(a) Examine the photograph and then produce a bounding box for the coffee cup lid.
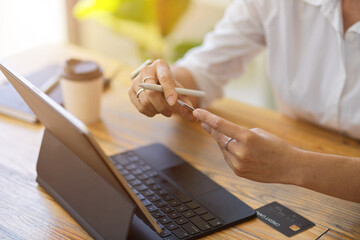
[61,58,103,81]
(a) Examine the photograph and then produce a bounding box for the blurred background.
[0,0,276,109]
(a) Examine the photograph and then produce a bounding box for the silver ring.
[142,76,156,83]
[136,88,145,99]
[224,137,234,151]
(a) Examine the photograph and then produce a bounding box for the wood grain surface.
[0,45,359,239]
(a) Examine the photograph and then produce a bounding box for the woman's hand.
[128,59,196,121]
[193,108,304,185]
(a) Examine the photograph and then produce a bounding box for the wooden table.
[1,45,360,240]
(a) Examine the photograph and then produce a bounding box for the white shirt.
[176,0,360,139]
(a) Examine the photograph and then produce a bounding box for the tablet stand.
[36,129,135,240]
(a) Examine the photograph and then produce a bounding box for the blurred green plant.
[74,0,201,62]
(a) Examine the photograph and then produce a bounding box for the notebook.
[0,64,62,122]
[0,64,110,123]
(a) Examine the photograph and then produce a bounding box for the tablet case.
[36,129,135,240]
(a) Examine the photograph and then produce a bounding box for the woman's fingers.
[202,122,238,151]
[194,109,251,142]
[154,59,178,106]
[129,66,158,116]
[196,110,302,184]
[129,59,197,120]
[128,84,157,117]
[202,123,244,175]
[137,64,172,117]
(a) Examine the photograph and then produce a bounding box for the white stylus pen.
[138,83,206,98]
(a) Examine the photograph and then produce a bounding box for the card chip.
[289,224,301,231]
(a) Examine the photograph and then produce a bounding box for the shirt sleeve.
[175,0,266,108]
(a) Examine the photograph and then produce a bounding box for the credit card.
[256,202,315,237]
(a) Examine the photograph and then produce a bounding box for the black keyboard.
[111,151,224,240]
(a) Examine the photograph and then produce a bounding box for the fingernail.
[193,109,200,118]
[201,122,211,132]
[167,95,176,106]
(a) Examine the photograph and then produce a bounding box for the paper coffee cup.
[60,58,103,124]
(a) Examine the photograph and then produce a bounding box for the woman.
[129,0,360,202]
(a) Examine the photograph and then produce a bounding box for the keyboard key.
[111,155,124,163]
[149,184,161,191]
[159,229,172,238]
[135,184,148,191]
[132,188,139,194]
[141,199,151,206]
[148,194,160,202]
[138,173,148,180]
[154,200,167,208]
[125,163,137,170]
[201,212,215,221]
[182,223,200,235]
[147,170,158,177]
[161,205,173,213]
[189,216,212,231]
[162,194,173,201]
[129,179,141,186]
[157,189,167,196]
[173,227,190,239]
[140,165,152,171]
[182,210,195,218]
[144,178,155,185]
[157,222,165,230]
[146,204,158,212]
[208,218,223,227]
[137,194,145,200]
[174,216,188,225]
[142,189,154,197]
[194,207,208,215]
[168,199,181,207]
[131,169,143,175]
[116,164,123,170]
[151,210,165,219]
[159,216,172,224]
[125,174,135,181]
[166,222,179,230]
[169,211,181,219]
[128,154,139,162]
[117,158,129,166]
[186,201,200,210]
[119,169,129,175]
[175,205,188,212]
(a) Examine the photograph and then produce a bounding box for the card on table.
[256,201,315,237]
